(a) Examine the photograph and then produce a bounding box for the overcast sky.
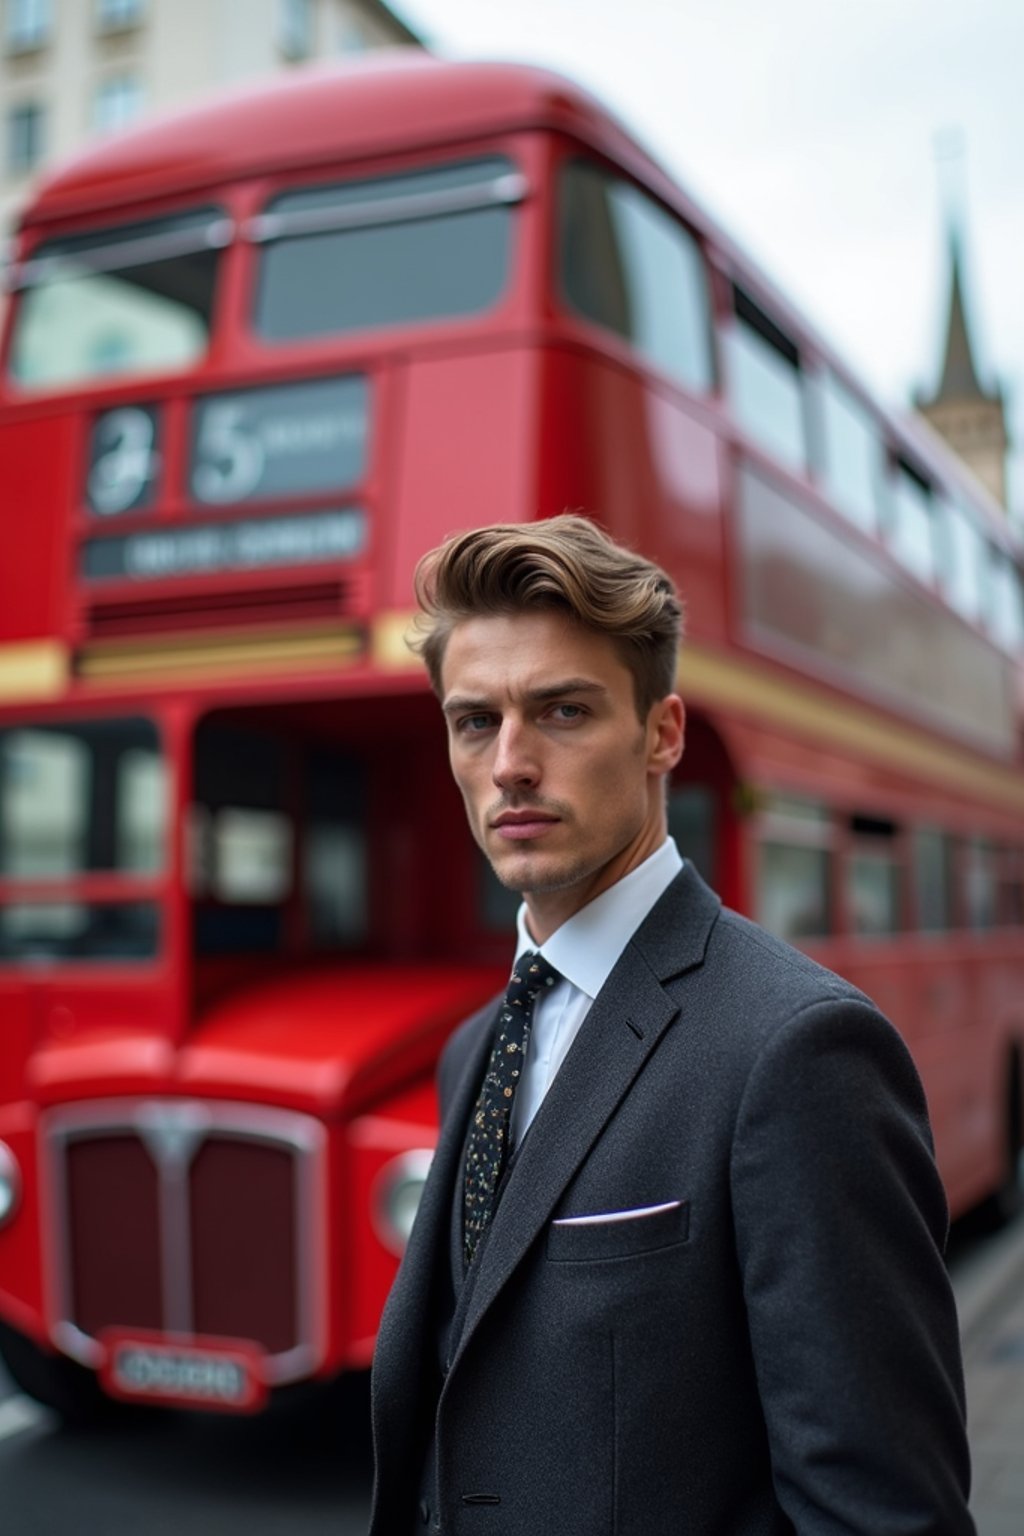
[396,0,1024,523]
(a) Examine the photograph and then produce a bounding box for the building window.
[337,19,369,53]
[93,75,144,134]
[7,101,44,175]
[279,0,313,60]
[559,160,714,396]
[725,289,807,474]
[96,0,145,32]
[5,0,51,53]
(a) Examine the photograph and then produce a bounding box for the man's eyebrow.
[442,679,608,716]
[527,678,608,703]
[442,694,492,717]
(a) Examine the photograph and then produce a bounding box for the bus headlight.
[0,1142,21,1228]
[373,1149,434,1256]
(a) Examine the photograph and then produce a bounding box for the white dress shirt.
[509,838,683,1143]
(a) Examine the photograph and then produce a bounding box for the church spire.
[916,185,1009,509]
[929,228,986,403]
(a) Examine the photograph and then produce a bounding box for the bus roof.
[23,52,663,228]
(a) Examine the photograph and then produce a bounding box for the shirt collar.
[514,838,683,1001]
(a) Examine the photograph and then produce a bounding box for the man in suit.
[370,515,973,1535]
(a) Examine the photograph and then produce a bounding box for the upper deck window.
[558,160,713,395]
[888,460,936,586]
[251,155,523,343]
[7,206,228,391]
[725,289,806,473]
[818,372,884,534]
[936,497,988,622]
[989,548,1024,652]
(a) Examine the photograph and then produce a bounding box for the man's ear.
[648,695,685,776]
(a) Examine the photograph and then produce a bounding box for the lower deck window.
[848,851,901,937]
[913,827,953,932]
[964,839,998,931]
[0,900,158,961]
[757,842,832,942]
[191,720,367,956]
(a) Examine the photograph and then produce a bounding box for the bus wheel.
[0,1320,121,1425]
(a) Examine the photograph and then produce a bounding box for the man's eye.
[551,703,584,721]
[459,714,494,733]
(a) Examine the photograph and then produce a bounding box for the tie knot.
[506,950,560,1009]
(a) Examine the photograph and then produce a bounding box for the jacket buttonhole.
[461,1493,501,1505]
[625,1017,644,1039]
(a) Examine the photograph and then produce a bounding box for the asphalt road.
[1,1205,1021,1536]
[0,1367,374,1536]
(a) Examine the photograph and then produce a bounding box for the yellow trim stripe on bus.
[0,640,68,702]
[6,616,1021,814]
[77,625,364,684]
[677,643,1024,815]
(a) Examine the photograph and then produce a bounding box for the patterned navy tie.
[463,950,560,1268]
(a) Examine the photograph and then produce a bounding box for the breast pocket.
[546,1198,690,1263]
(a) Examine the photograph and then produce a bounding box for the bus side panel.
[0,415,76,645]
[0,984,33,1101]
[533,345,726,641]
[386,348,540,610]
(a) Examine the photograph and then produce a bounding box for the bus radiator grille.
[46,1101,323,1384]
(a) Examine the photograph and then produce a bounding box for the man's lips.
[491,812,560,841]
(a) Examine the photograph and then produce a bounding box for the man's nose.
[492,718,540,790]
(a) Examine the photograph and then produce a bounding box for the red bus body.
[0,54,1021,1416]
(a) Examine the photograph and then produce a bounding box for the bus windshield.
[7,207,229,391]
[0,716,166,961]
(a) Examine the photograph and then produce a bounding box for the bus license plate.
[100,1331,268,1412]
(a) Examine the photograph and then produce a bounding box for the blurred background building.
[917,224,1011,512]
[0,0,422,248]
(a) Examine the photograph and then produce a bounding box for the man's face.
[440,609,684,936]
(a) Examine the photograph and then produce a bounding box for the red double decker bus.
[0,54,1022,1419]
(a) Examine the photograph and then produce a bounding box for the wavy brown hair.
[409,515,684,720]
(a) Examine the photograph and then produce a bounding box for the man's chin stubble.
[489,852,598,896]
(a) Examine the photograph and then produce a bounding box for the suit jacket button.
[419,1498,431,1523]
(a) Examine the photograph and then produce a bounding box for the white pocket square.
[553,1199,683,1227]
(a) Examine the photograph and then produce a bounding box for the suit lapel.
[448,864,721,1376]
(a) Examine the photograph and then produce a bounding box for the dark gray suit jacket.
[370,866,973,1535]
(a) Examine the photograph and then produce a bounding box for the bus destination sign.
[87,405,162,517]
[189,375,368,505]
[81,508,366,582]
